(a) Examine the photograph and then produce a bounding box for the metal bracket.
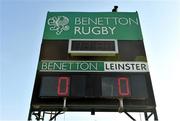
[118,98,124,112]
[124,112,136,121]
[63,97,67,111]
[144,109,158,121]
[32,111,45,121]
[49,111,64,121]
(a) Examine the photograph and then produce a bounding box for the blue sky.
[1,0,180,121]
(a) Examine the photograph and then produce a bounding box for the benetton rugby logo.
[48,16,70,35]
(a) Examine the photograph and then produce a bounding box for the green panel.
[43,12,143,40]
[39,60,104,72]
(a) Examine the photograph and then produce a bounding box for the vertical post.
[91,110,95,115]
[118,98,123,112]
[42,111,45,121]
[144,112,148,121]
[28,107,32,121]
[124,112,136,121]
[63,97,67,110]
[37,111,41,121]
[154,109,158,121]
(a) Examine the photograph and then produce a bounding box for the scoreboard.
[39,74,149,98]
[28,12,158,120]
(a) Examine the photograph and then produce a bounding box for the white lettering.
[80,63,89,70]
[81,27,90,35]
[54,63,61,70]
[82,17,88,25]
[74,26,116,35]
[41,62,48,70]
[102,27,108,35]
[108,27,116,34]
[75,17,81,25]
[89,63,98,70]
[74,26,81,34]
[118,17,128,25]
[98,17,103,25]
[74,17,139,26]
[61,63,67,70]
[129,18,139,25]
[92,27,101,35]
[48,62,54,70]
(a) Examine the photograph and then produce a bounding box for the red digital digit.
[57,77,70,96]
[118,77,130,96]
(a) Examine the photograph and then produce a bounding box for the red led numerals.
[57,77,70,96]
[118,77,130,96]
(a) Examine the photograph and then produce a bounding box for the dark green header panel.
[43,12,143,40]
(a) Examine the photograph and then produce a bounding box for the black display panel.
[101,77,118,97]
[57,77,69,96]
[39,74,148,99]
[70,75,86,97]
[130,75,148,98]
[85,76,101,97]
[39,77,58,97]
[41,40,146,60]
[71,41,116,51]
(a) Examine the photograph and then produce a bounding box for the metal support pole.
[50,111,53,119]
[124,112,136,121]
[144,112,148,121]
[42,111,45,121]
[144,109,158,121]
[147,112,153,119]
[63,97,67,110]
[91,110,95,115]
[28,108,32,121]
[118,98,123,112]
[154,109,158,121]
[33,111,41,121]
[49,111,61,121]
